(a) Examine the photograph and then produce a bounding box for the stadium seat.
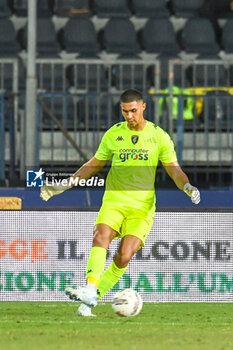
[230,66,233,86]
[10,0,27,16]
[0,57,25,92]
[77,97,116,130]
[0,19,20,55]
[181,18,220,54]
[171,0,205,18]
[141,19,180,55]
[131,0,169,18]
[38,96,75,129]
[221,19,233,53]
[66,61,107,92]
[0,0,12,17]
[37,0,53,17]
[92,0,131,18]
[9,0,28,17]
[18,58,26,91]
[103,19,140,55]
[187,56,227,87]
[147,54,185,89]
[22,19,60,56]
[12,0,52,17]
[53,0,91,18]
[37,63,68,92]
[62,18,99,55]
[111,57,150,92]
[203,91,231,130]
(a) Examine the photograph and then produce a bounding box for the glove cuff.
[183,182,191,192]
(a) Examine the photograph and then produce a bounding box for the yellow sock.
[87,276,99,287]
[86,246,107,283]
[97,261,127,299]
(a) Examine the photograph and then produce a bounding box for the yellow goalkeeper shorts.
[95,204,154,247]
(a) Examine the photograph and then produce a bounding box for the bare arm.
[162,161,189,190]
[69,156,109,186]
[40,156,109,201]
[162,160,200,204]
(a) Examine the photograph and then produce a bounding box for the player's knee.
[93,230,111,249]
[92,224,116,249]
[115,251,134,268]
[121,253,132,266]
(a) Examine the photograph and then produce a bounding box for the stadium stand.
[9,0,28,16]
[66,62,108,92]
[38,95,75,129]
[34,0,53,17]
[92,0,131,18]
[202,90,231,129]
[181,18,220,54]
[0,0,12,17]
[221,18,233,53]
[103,18,140,55]
[0,56,25,91]
[199,0,233,22]
[140,19,180,55]
[21,18,61,56]
[53,0,91,17]
[37,63,67,92]
[187,55,228,88]
[171,0,205,18]
[77,97,116,130]
[148,54,185,89]
[11,0,52,17]
[0,18,20,56]
[111,58,150,92]
[130,0,170,18]
[61,18,100,55]
[230,65,233,85]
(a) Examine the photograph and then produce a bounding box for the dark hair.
[120,89,143,103]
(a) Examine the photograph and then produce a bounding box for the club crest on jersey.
[131,135,139,145]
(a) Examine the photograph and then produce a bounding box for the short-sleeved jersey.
[95,121,177,215]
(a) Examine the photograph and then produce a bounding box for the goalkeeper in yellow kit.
[40,89,200,316]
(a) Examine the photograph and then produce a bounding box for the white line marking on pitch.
[0,319,232,327]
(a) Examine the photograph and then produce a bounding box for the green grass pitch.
[0,302,233,350]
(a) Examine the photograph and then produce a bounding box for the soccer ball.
[112,288,143,317]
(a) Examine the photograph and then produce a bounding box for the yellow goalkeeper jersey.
[95,121,177,215]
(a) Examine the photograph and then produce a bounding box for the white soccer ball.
[112,288,143,317]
